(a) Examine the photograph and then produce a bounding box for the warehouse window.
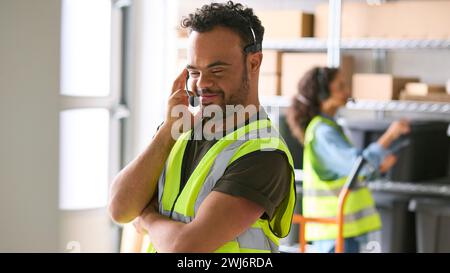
[59,0,127,210]
[61,0,111,97]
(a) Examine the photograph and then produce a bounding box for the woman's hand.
[379,154,397,174]
[378,119,411,149]
[386,119,411,140]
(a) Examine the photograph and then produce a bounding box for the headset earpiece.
[317,68,330,101]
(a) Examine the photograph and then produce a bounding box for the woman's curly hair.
[286,67,339,144]
[181,1,264,51]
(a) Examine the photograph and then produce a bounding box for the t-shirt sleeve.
[212,151,292,219]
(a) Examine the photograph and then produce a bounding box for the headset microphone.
[189,95,199,107]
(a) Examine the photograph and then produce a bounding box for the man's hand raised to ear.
[108,69,200,224]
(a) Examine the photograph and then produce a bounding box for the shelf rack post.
[327,0,342,68]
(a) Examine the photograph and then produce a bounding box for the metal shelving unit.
[367,180,450,197]
[260,36,450,119]
[261,96,450,122]
[341,99,450,122]
[259,38,450,121]
[262,38,450,51]
[176,0,450,119]
[257,0,450,117]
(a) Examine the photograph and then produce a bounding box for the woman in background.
[287,67,410,253]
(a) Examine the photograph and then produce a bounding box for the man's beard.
[193,67,251,140]
[199,67,250,119]
[225,67,250,110]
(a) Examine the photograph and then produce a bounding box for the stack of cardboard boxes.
[351,75,450,102]
[259,51,354,98]
[400,83,450,103]
[281,53,354,98]
[256,10,314,39]
[176,1,450,40]
[175,1,450,104]
[315,1,450,39]
[352,74,419,101]
[257,10,322,98]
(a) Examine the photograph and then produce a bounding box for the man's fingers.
[171,69,188,94]
[169,88,189,105]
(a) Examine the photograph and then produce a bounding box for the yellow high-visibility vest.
[302,115,381,241]
[148,115,296,253]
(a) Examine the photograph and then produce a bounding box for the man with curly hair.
[109,1,296,253]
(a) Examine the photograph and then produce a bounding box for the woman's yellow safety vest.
[147,116,296,253]
[302,115,381,241]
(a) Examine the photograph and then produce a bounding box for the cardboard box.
[352,74,419,101]
[386,1,450,39]
[400,92,450,103]
[315,1,450,39]
[315,2,372,38]
[404,83,446,96]
[369,4,396,38]
[281,53,354,97]
[259,50,282,96]
[256,10,313,39]
[260,50,282,75]
[447,79,450,95]
[259,74,281,97]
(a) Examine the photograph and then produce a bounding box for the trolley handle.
[342,156,366,191]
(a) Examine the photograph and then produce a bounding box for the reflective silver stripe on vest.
[302,183,366,197]
[345,206,378,223]
[158,165,166,213]
[307,206,378,223]
[237,228,278,253]
[160,209,192,223]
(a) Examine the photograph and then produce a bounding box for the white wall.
[389,50,450,85]
[0,0,60,252]
[348,50,450,85]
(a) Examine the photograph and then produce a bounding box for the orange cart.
[292,156,367,253]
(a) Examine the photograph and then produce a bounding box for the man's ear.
[248,51,263,73]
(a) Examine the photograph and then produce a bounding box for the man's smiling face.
[186,26,250,111]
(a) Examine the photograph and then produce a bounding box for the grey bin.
[409,198,450,253]
[343,119,449,182]
[278,112,303,170]
[371,191,416,253]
